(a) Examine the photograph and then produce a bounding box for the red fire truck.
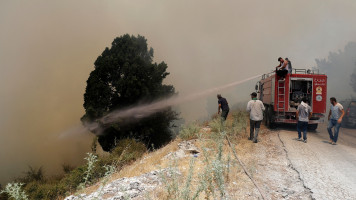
[256,69,327,130]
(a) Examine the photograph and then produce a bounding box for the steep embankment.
[64,113,315,200]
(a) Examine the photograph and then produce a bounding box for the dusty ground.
[65,122,356,200]
[235,127,313,200]
[241,123,356,200]
[274,123,356,200]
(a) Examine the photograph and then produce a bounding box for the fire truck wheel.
[266,107,276,129]
[263,108,268,126]
[308,124,318,131]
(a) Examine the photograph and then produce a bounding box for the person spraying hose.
[217,94,230,121]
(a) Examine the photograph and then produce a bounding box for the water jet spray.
[86,74,262,135]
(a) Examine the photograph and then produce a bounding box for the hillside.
[4,110,331,200]
[63,111,313,200]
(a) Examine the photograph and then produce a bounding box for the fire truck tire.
[263,106,268,126]
[308,124,318,131]
[266,106,276,129]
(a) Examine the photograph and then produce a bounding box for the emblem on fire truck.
[316,86,322,95]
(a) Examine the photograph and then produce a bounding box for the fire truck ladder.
[277,79,286,117]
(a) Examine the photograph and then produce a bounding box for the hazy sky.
[1,0,356,184]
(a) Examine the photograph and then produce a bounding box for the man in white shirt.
[327,97,345,145]
[246,92,265,143]
[296,98,312,143]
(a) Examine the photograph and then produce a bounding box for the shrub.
[16,166,44,184]
[23,181,63,200]
[178,123,201,140]
[110,138,147,164]
[79,153,98,189]
[209,118,224,134]
[0,182,28,200]
[4,138,147,200]
[62,164,75,174]
[58,165,87,193]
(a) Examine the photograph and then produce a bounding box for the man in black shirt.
[217,94,230,121]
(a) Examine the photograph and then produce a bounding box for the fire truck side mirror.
[255,84,259,91]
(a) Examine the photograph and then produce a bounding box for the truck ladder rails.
[277,79,286,117]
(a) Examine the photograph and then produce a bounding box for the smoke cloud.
[351,67,356,93]
[1,0,356,184]
[315,42,356,99]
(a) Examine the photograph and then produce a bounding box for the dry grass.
[74,111,269,199]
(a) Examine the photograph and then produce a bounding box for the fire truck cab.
[256,69,327,130]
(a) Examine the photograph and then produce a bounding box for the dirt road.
[276,124,356,200]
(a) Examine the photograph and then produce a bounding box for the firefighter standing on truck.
[247,92,265,143]
[276,57,291,80]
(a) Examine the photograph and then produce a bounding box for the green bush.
[23,181,63,200]
[0,182,28,200]
[110,138,147,164]
[178,123,201,140]
[5,139,148,199]
[62,164,75,174]
[15,166,44,184]
[58,165,87,193]
[209,118,224,133]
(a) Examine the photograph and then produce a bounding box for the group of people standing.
[217,94,345,145]
[293,97,344,145]
[217,92,265,143]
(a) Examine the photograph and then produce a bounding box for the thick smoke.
[315,42,356,99]
[1,0,356,185]
[351,67,356,93]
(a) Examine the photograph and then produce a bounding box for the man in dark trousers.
[247,92,265,143]
[217,94,229,121]
[276,57,291,80]
[296,98,312,143]
[327,97,345,145]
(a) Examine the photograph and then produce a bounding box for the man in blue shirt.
[327,97,345,145]
[217,94,229,121]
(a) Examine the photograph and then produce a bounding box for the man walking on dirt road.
[247,92,265,143]
[296,98,312,143]
[327,97,345,145]
[217,94,229,121]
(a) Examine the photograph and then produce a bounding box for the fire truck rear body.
[258,69,327,129]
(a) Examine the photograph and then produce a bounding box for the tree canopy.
[81,34,177,151]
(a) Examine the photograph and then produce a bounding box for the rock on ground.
[65,169,179,200]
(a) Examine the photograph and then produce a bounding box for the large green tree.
[81,34,177,151]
